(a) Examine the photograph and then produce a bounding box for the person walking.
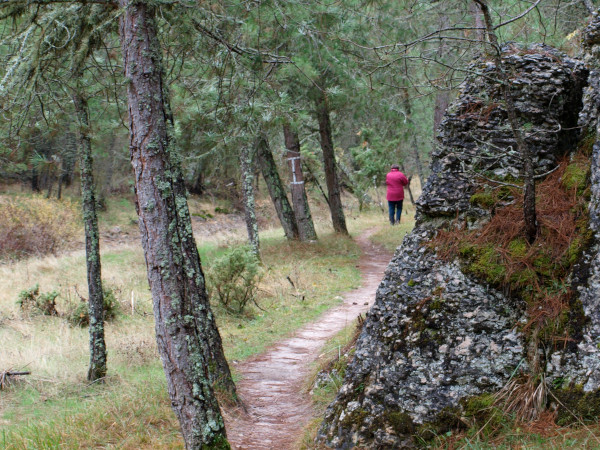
[386,164,409,225]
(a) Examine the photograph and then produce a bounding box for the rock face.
[417,44,586,220]
[547,15,600,398]
[319,42,598,449]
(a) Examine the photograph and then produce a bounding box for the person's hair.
[391,164,400,170]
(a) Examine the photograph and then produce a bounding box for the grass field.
[0,190,400,449]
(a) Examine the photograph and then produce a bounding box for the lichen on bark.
[117,1,234,446]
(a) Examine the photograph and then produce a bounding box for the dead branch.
[0,369,31,390]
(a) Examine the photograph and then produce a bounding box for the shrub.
[0,195,80,260]
[67,287,120,327]
[207,245,263,314]
[16,284,59,316]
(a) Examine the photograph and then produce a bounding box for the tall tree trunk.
[257,135,299,241]
[469,1,486,41]
[56,173,63,200]
[45,172,53,199]
[241,141,260,255]
[314,89,348,235]
[31,168,40,192]
[72,90,107,382]
[433,12,451,151]
[283,124,317,241]
[188,160,204,195]
[401,88,426,186]
[474,0,537,243]
[118,2,233,447]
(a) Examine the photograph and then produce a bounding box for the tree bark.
[257,135,299,241]
[241,141,260,256]
[118,2,233,447]
[188,161,204,195]
[282,124,318,241]
[433,12,451,170]
[31,169,40,192]
[469,1,486,41]
[72,90,107,382]
[400,88,425,187]
[314,89,348,235]
[56,173,63,200]
[474,0,538,243]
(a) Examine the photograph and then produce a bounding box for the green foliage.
[470,185,516,210]
[66,287,120,327]
[16,284,59,316]
[553,385,600,425]
[207,246,263,314]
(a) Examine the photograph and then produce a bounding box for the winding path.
[224,229,393,449]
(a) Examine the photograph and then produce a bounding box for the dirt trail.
[224,229,393,449]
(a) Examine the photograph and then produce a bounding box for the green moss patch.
[553,386,600,425]
[562,162,589,196]
[470,190,496,209]
[466,244,507,284]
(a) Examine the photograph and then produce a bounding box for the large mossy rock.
[417,44,586,221]
[319,42,597,449]
[546,14,600,415]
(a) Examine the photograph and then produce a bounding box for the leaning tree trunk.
[241,141,260,256]
[31,168,40,192]
[474,0,538,243]
[315,89,348,235]
[56,175,62,200]
[283,124,317,241]
[72,90,107,382]
[118,2,233,447]
[433,12,452,140]
[401,88,426,186]
[257,135,299,241]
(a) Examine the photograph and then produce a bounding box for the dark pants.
[388,200,403,225]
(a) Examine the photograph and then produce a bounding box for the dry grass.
[0,190,392,448]
[493,375,548,422]
[0,195,81,260]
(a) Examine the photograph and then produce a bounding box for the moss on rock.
[553,385,600,425]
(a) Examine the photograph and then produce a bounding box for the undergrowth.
[0,196,80,260]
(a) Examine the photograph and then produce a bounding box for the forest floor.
[224,228,392,449]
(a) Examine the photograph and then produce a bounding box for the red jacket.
[386,169,409,201]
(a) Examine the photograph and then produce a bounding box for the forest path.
[224,228,393,449]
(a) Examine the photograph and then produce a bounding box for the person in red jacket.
[386,164,409,225]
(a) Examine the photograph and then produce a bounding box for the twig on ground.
[0,369,31,390]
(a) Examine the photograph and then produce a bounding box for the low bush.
[207,245,263,314]
[16,284,59,316]
[67,287,121,327]
[0,195,80,260]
